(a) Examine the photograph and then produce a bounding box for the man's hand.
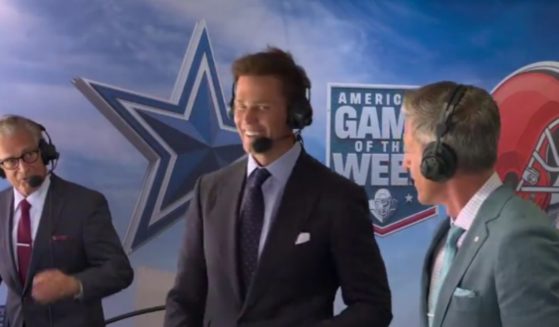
[32,269,81,304]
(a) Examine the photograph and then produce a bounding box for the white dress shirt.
[244,142,301,256]
[12,175,51,265]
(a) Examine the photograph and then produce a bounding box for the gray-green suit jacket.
[421,185,559,327]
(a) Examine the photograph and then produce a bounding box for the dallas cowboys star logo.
[74,21,244,253]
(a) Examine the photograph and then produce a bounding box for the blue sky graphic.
[1,0,558,326]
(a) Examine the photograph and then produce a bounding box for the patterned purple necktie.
[17,199,33,284]
[239,168,270,296]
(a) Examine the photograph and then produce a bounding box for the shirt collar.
[13,174,52,210]
[452,172,502,231]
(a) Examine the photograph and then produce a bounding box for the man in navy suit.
[0,115,134,327]
[164,47,392,327]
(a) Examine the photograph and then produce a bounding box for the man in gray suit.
[0,115,134,327]
[164,47,392,327]
[402,81,559,327]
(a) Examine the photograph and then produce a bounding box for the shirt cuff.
[73,279,84,300]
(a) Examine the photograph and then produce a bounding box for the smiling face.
[233,75,294,166]
[402,119,444,205]
[0,128,47,197]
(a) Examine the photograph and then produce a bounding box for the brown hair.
[232,47,310,107]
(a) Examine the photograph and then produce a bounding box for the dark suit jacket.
[420,185,559,327]
[165,151,392,327]
[0,175,134,327]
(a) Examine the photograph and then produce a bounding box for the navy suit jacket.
[165,151,392,327]
[0,175,133,327]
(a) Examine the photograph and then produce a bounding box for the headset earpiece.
[420,85,468,182]
[287,88,312,130]
[35,123,60,165]
[420,141,458,182]
[38,137,59,165]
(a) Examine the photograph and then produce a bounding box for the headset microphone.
[251,133,294,154]
[25,175,45,188]
[252,137,273,153]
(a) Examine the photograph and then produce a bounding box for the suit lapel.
[240,153,318,314]
[421,218,449,327]
[0,189,23,293]
[433,186,513,327]
[433,222,488,327]
[24,175,64,293]
[214,160,246,306]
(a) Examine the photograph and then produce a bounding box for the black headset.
[227,79,313,130]
[0,119,60,178]
[420,84,468,182]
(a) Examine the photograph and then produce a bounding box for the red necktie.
[17,199,32,284]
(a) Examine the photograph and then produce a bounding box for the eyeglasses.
[0,149,40,170]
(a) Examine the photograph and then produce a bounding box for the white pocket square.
[453,287,476,298]
[295,232,311,245]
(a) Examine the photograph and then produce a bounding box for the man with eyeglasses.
[0,115,133,327]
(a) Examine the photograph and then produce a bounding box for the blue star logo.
[74,22,244,253]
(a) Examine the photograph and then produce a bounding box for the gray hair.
[0,115,43,145]
[403,81,500,173]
